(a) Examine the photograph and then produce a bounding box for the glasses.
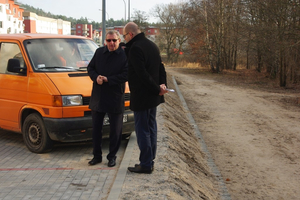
[106,39,118,43]
[123,32,129,38]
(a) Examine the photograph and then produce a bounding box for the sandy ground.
[120,67,300,200]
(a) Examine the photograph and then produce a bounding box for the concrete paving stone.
[80,177,90,184]
[7,190,20,195]
[57,186,68,192]
[0,192,9,198]
[61,182,71,187]
[87,179,97,185]
[3,197,20,200]
[68,197,80,200]
[53,192,64,197]
[35,191,47,197]
[92,186,103,192]
[12,190,26,197]
[49,197,60,200]
[41,195,53,200]
[60,194,72,200]
[89,175,99,180]
[50,183,61,190]
[89,190,101,196]
[36,179,48,185]
[86,196,101,200]
[71,191,82,197]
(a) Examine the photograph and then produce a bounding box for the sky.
[18,0,181,23]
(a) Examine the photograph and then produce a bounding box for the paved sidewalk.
[107,133,136,200]
[0,130,130,200]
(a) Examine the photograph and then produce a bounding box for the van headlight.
[62,95,83,106]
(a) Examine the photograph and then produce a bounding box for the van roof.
[0,33,89,41]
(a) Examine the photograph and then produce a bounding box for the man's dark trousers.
[91,111,123,160]
[134,107,157,169]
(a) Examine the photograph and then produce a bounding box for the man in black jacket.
[123,22,168,174]
[87,30,128,167]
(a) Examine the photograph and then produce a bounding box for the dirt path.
[168,67,300,200]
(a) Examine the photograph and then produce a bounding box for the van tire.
[22,113,53,153]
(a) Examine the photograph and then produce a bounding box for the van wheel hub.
[28,123,41,144]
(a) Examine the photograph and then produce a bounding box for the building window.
[0,21,2,28]
[0,5,2,13]
[13,8,16,14]
[155,30,157,33]
[148,30,151,33]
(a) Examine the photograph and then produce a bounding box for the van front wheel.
[22,113,53,153]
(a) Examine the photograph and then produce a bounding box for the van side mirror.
[7,58,27,75]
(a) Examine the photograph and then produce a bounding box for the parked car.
[0,33,134,153]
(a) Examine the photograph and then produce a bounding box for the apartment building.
[23,11,71,35]
[145,26,159,42]
[1,0,71,35]
[0,0,24,34]
[75,24,93,38]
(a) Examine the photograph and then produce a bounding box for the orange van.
[0,33,134,153]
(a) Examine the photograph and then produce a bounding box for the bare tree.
[243,0,300,86]
[131,9,149,31]
[187,0,300,86]
[153,3,190,62]
[160,0,300,86]
[186,0,214,69]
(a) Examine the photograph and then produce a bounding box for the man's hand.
[97,75,108,85]
[159,84,168,96]
[97,75,103,85]
[102,76,108,82]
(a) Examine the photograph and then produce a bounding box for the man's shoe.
[108,158,116,167]
[128,165,152,174]
[88,157,102,165]
[135,164,154,171]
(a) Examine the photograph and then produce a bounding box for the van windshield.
[24,38,98,72]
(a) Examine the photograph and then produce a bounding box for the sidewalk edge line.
[107,132,136,200]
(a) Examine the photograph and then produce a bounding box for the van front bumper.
[43,110,135,142]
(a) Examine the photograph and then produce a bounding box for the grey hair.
[106,30,120,39]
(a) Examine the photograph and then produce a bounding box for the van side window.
[0,42,26,74]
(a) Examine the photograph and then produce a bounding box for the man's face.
[106,33,120,51]
[122,29,131,43]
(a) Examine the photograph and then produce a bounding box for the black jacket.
[87,45,128,113]
[125,32,166,111]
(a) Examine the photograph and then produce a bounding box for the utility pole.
[128,0,130,21]
[122,0,126,24]
[101,0,106,46]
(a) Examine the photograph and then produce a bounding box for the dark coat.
[87,45,128,114]
[125,32,166,111]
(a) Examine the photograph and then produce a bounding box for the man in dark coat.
[87,30,128,167]
[123,22,168,174]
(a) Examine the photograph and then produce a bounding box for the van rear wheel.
[22,113,53,153]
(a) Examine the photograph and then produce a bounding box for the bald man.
[123,22,168,174]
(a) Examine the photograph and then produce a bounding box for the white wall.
[0,3,24,34]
